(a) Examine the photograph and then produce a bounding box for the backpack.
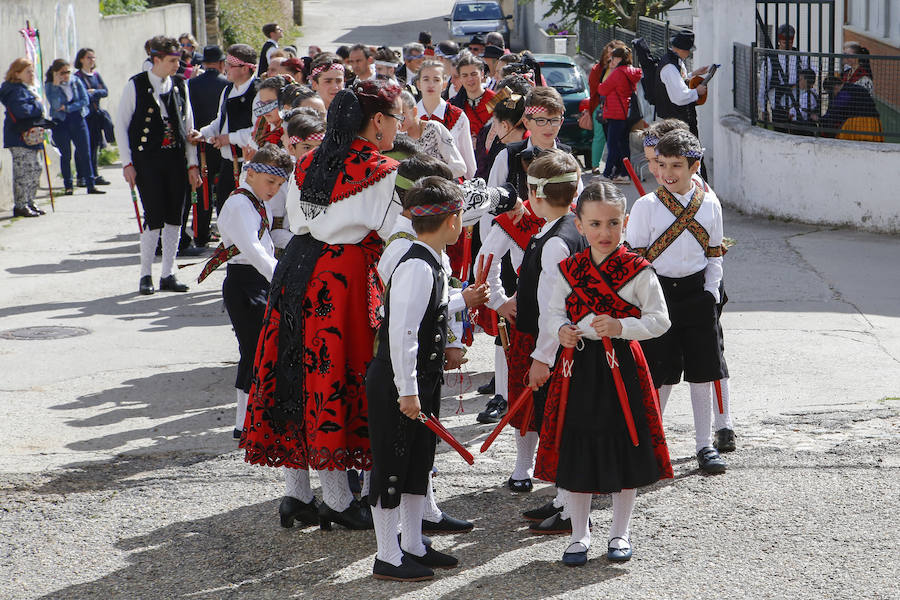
[633,37,662,107]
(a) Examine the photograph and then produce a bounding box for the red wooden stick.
[714,379,724,414]
[480,387,532,453]
[622,158,646,196]
[418,413,474,465]
[459,226,473,281]
[476,253,494,286]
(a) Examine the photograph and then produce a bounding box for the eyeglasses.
[385,112,406,123]
[527,116,563,127]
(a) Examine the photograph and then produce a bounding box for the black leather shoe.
[280,495,320,528]
[318,499,373,530]
[94,176,111,185]
[507,477,532,493]
[63,188,74,196]
[177,245,208,257]
[422,512,474,533]
[477,395,507,424]
[714,428,737,452]
[477,376,495,395]
[522,500,561,523]
[347,469,362,495]
[76,178,87,187]
[27,203,45,215]
[232,428,242,440]
[403,545,459,569]
[529,512,572,535]
[87,187,106,194]
[372,556,433,581]
[159,275,189,292]
[13,205,40,218]
[697,446,727,474]
[139,275,155,295]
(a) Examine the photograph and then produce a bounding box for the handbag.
[577,108,593,130]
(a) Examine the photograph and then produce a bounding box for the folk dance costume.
[249,113,293,258]
[197,180,277,439]
[199,70,259,212]
[114,69,197,294]
[413,119,467,179]
[626,182,730,472]
[368,242,461,581]
[509,212,586,537]
[416,98,476,179]
[534,245,673,563]
[449,87,497,139]
[240,111,402,531]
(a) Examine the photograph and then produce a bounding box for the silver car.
[445,0,512,47]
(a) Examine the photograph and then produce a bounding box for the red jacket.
[596,65,642,120]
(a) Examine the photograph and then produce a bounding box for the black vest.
[217,78,259,133]
[516,213,587,336]
[375,244,449,376]
[505,140,572,201]
[655,50,696,124]
[259,41,276,75]
[127,71,187,155]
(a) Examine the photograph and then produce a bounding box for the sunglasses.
[385,112,406,123]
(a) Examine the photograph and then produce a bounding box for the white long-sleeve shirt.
[418,119,467,178]
[388,241,450,397]
[528,216,577,367]
[477,221,525,311]
[267,180,293,250]
[378,215,465,349]
[199,76,257,161]
[543,261,670,345]
[114,70,197,167]
[416,98,476,178]
[216,184,277,282]
[625,184,724,302]
[659,62,699,107]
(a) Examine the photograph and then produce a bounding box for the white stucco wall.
[716,115,900,233]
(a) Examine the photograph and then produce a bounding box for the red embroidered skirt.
[506,327,539,433]
[240,232,383,471]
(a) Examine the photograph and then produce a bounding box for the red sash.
[294,138,399,204]
[198,188,269,283]
[423,103,463,133]
[464,91,496,136]
[492,200,544,253]
[560,245,650,323]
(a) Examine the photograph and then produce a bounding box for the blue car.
[533,53,593,166]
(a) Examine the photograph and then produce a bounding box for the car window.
[541,64,584,93]
[452,2,503,20]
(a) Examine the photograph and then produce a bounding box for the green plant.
[99,145,119,166]
[219,0,301,52]
[534,0,684,31]
[99,0,148,16]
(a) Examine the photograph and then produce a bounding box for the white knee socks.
[160,223,181,278]
[689,382,714,451]
[609,488,636,548]
[554,488,571,520]
[712,378,734,431]
[657,384,674,415]
[361,469,371,498]
[139,228,161,278]
[234,389,249,431]
[284,467,314,503]
[399,494,427,556]
[423,471,442,522]
[495,345,508,399]
[510,431,539,481]
[566,490,592,552]
[318,469,353,512]
[372,500,403,566]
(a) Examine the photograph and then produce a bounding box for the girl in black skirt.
[534,182,674,565]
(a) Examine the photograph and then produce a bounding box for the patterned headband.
[403,51,424,61]
[409,197,463,217]
[433,48,457,59]
[524,105,548,115]
[311,62,345,78]
[375,60,398,68]
[253,99,279,119]
[149,48,182,57]
[642,134,659,147]
[655,147,705,159]
[289,132,325,145]
[526,172,579,198]
[243,162,290,180]
[226,54,256,69]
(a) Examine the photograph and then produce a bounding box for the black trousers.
[215,155,239,213]
[222,264,269,392]
[366,359,440,509]
[181,146,221,246]
[133,149,187,230]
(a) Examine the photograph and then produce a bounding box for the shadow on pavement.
[335,16,448,46]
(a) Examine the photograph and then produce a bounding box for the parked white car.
[445,0,512,47]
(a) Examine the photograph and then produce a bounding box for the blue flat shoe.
[607,537,632,562]
[562,543,588,566]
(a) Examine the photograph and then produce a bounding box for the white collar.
[394,214,414,235]
[671,183,697,204]
[417,97,446,119]
[413,240,441,262]
[147,70,170,89]
[231,76,256,96]
[537,214,564,236]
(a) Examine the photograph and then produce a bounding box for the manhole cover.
[0,326,91,340]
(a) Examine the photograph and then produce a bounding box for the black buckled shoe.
[522,500,561,523]
[477,376,495,395]
[477,395,507,424]
[27,203,46,215]
[139,275,155,295]
[607,537,633,562]
[713,428,737,452]
[403,545,459,569]
[87,187,106,194]
[13,205,40,218]
[372,556,434,582]
[318,499,374,531]
[159,275,189,292]
[697,446,727,474]
[94,176,111,185]
[280,495,320,528]
[422,512,474,534]
[529,512,572,535]
[507,477,532,493]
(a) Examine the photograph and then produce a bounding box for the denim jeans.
[52,112,94,188]
[602,118,629,179]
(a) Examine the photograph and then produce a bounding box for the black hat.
[469,34,486,46]
[670,31,695,51]
[201,45,225,63]
[483,45,504,59]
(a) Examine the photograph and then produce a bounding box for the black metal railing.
[734,45,899,142]
[578,16,691,70]
[756,0,835,54]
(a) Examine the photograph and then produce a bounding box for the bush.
[99,0,148,16]
[99,145,119,166]
[219,0,299,52]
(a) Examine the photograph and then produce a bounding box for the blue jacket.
[46,77,90,122]
[0,81,47,149]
